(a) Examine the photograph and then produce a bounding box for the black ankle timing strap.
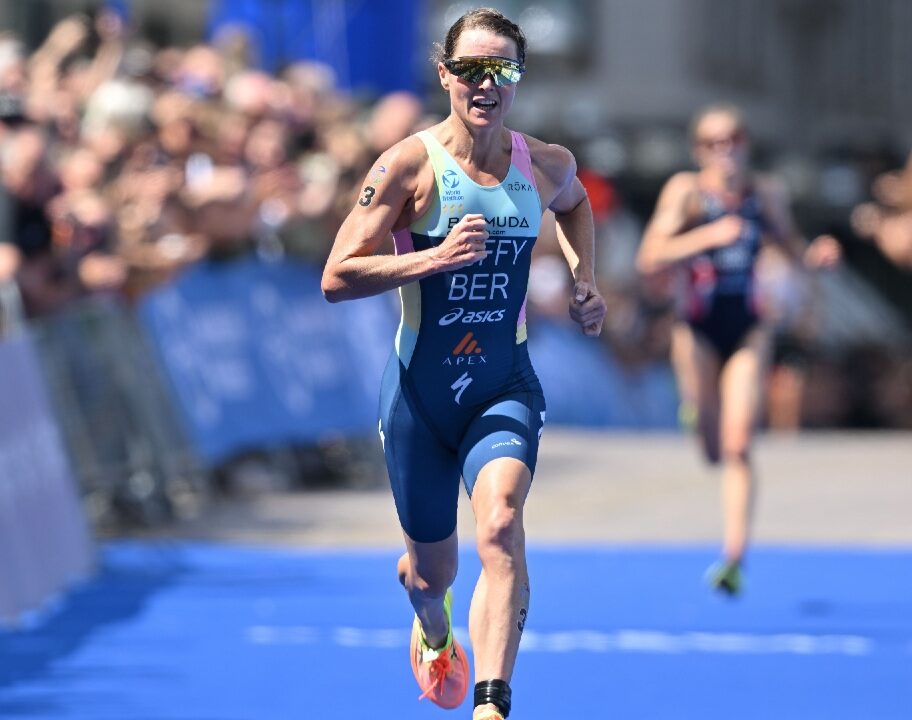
[474,679,512,718]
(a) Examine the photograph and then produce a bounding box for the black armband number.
[358,186,377,207]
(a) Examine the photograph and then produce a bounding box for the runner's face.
[693,112,749,176]
[439,28,519,128]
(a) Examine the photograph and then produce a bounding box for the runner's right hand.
[431,214,489,271]
[707,214,745,248]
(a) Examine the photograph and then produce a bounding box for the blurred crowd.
[851,152,912,272]
[0,8,910,431]
[0,7,432,327]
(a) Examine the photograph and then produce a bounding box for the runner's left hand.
[569,280,607,337]
[804,234,841,270]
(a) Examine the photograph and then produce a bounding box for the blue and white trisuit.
[379,130,546,543]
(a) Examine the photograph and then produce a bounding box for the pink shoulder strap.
[510,131,537,189]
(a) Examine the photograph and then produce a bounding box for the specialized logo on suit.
[450,372,472,404]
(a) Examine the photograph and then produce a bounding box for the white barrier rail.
[0,333,93,627]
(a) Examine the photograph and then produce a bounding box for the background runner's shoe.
[706,560,743,596]
[410,589,469,709]
[678,400,698,431]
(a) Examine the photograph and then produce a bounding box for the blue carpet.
[1,543,910,719]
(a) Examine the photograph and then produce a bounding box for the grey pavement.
[147,430,912,548]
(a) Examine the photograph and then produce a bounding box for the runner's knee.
[721,438,750,464]
[406,571,455,600]
[476,503,523,563]
[406,557,457,598]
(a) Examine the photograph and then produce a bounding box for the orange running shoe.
[409,589,469,709]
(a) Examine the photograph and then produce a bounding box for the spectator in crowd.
[182,164,259,260]
[0,125,70,316]
[365,90,424,156]
[851,151,912,271]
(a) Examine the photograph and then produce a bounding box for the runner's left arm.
[760,177,841,270]
[544,144,607,337]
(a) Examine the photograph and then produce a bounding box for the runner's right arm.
[636,172,742,274]
[321,138,489,302]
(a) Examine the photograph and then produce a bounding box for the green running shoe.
[678,400,698,431]
[706,560,743,597]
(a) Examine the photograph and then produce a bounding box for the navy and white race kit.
[379,130,546,542]
[683,189,767,360]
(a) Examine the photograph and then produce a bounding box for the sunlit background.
[0,2,909,718]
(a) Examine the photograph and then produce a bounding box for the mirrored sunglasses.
[443,56,525,86]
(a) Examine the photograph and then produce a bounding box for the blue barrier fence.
[137,257,398,466]
[137,256,678,467]
[528,319,679,429]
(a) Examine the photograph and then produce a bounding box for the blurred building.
[5,1,910,146]
[420,2,912,150]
